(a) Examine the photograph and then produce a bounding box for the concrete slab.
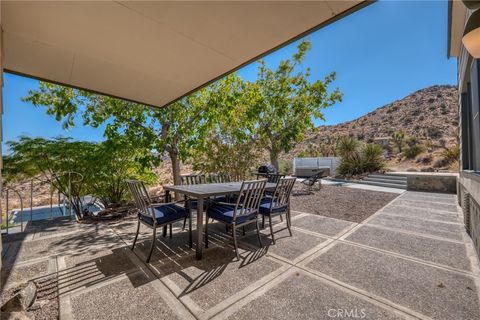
[399,193,457,204]
[59,247,138,295]
[70,271,182,320]
[240,226,327,263]
[392,199,457,213]
[345,183,406,194]
[367,214,464,241]
[152,246,283,312]
[226,271,406,320]
[380,205,459,223]
[345,225,472,271]
[403,191,456,199]
[1,259,52,289]
[305,243,480,320]
[292,215,355,237]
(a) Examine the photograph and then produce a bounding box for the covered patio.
[2,191,479,319]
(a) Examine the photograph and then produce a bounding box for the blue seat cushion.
[259,198,288,215]
[138,204,188,226]
[207,203,256,224]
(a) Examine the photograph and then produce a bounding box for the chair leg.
[268,215,275,245]
[188,215,193,248]
[163,225,167,237]
[226,224,229,233]
[205,213,209,249]
[131,220,140,250]
[242,226,246,236]
[169,224,173,238]
[182,217,187,231]
[262,215,265,229]
[232,225,240,260]
[279,214,283,222]
[256,219,263,248]
[286,209,293,237]
[146,226,157,263]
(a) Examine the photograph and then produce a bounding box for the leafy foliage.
[250,40,342,169]
[403,136,424,159]
[4,137,155,219]
[442,144,460,164]
[336,137,385,176]
[22,40,342,182]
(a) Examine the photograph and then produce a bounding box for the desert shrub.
[442,145,460,164]
[337,137,362,176]
[403,136,424,159]
[416,153,433,165]
[404,145,424,159]
[336,137,385,176]
[361,143,385,173]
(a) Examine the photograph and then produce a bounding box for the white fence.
[293,157,341,177]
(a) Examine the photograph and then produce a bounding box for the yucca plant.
[361,143,385,172]
[337,137,362,176]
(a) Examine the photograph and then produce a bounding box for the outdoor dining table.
[163,181,277,260]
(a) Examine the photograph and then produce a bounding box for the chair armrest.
[208,201,236,207]
[149,199,185,207]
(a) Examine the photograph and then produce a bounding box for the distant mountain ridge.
[289,85,459,159]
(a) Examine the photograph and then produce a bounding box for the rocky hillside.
[288,85,459,171]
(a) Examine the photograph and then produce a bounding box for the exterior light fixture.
[462,9,480,58]
[462,1,480,10]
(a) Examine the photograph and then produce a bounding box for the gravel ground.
[290,185,399,223]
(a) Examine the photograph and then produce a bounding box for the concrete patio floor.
[2,191,480,319]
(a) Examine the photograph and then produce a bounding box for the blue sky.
[2,0,457,152]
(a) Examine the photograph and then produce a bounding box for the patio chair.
[255,173,285,184]
[180,174,208,229]
[209,172,232,183]
[259,177,296,244]
[205,179,267,260]
[126,179,192,263]
[300,172,322,193]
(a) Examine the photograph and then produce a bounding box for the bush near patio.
[336,136,385,176]
[3,137,156,220]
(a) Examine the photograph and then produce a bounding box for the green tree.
[190,75,261,180]
[24,83,216,186]
[250,40,342,170]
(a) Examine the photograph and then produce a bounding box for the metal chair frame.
[261,177,296,244]
[205,179,267,260]
[301,172,322,192]
[126,179,192,263]
[255,173,286,184]
[209,172,232,183]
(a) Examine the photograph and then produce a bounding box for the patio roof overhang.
[448,0,468,58]
[1,1,369,108]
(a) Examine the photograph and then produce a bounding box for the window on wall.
[461,91,471,170]
[468,60,480,171]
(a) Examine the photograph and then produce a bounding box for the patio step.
[367,174,407,181]
[358,173,407,189]
[363,177,407,185]
[354,180,407,189]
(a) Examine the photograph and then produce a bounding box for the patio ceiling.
[1,1,368,108]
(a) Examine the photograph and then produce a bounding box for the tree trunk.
[170,151,181,186]
[270,151,279,172]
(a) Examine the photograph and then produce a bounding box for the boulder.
[1,281,37,312]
